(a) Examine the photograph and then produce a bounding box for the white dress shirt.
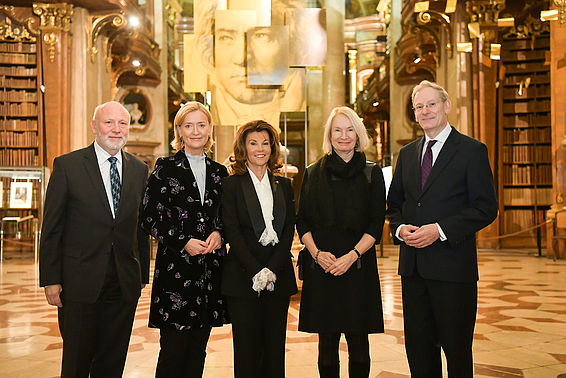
[93,140,122,219]
[421,123,452,165]
[396,124,452,242]
[247,166,279,246]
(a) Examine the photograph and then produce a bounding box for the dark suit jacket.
[386,127,498,283]
[39,144,150,303]
[221,172,298,298]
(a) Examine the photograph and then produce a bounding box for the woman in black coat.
[139,102,228,377]
[297,106,386,378]
[221,120,297,378]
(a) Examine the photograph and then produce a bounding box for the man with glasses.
[387,80,498,377]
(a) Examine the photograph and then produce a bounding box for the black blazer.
[39,144,150,303]
[221,172,298,298]
[386,127,498,283]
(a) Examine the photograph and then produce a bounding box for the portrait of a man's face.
[185,0,324,129]
[246,26,289,86]
[214,10,273,104]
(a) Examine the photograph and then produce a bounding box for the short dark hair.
[228,120,282,175]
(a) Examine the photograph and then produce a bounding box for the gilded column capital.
[32,2,73,32]
[465,0,505,25]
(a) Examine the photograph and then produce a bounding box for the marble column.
[546,12,566,259]
[388,0,404,165]
[319,0,345,156]
[33,2,73,170]
[466,0,504,248]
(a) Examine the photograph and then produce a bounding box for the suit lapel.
[203,156,216,205]
[83,144,113,218]
[407,137,424,198]
[270,174,286,237]
[420,127,461,195]
[241,172,266,240]
[174,151,202,204]
[117,150,134,219]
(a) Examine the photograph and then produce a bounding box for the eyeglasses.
[413,100,444,113]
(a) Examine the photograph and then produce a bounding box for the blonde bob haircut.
[322,106,370,155]
[171,101,214,153]
[411,80,449,105]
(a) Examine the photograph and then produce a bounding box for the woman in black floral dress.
[140,102,228,377]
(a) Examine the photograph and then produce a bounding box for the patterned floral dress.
[140,151,229,330]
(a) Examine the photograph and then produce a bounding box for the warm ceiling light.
[132,59,141,67]
[540,9,559,21]
[498,17,515,27]
[468,22,480,39]
[457,42,473,53]
[413,56,422,64]
[376,0,390,12]
[490,44,501,60]
[414,1,429,12]
[445,0,457,13]
[128,15,140,28]
[373,101,380,107]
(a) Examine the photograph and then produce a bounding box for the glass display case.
[0,166,48,261]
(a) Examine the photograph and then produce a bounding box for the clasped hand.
[318,250,357,277]
[184,231,222,256]
[400,224,439,248]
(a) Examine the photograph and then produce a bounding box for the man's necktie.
[108,156,121,214]
[421,140,437,189]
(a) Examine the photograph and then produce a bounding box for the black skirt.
[298,226,384,334]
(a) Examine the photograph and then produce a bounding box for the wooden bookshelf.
[499,30,551,248]
[0,13,43,167]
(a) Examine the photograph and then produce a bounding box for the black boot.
[318,361,340,378]
[348,359,370,378]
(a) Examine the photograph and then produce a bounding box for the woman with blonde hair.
[140,101,229,377]
[297,106,386,377]
[221,120,297,378]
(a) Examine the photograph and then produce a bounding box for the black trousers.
[227,294,290,378]
[155,326,212,378]
[318,333,370,378]
[401,274,477,378]
[58,257,138,378]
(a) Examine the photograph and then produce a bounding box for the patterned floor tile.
[1,247,565,377]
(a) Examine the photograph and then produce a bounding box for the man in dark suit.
[39,101,149,377]
[387,80,498,377]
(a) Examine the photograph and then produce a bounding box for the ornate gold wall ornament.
[465,0,505,55]
[554,0,566,25]
[465,0,505,25]
[88,13,126,63]
[0,6,40,39]
[504,14,550,39]
[166,0,182,28]
[416,9,454,58]
[43,32,58,62]
[32,3,73,32]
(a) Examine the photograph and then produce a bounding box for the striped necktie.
[108,156,121,214]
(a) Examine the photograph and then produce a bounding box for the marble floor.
[1,246,566,377]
